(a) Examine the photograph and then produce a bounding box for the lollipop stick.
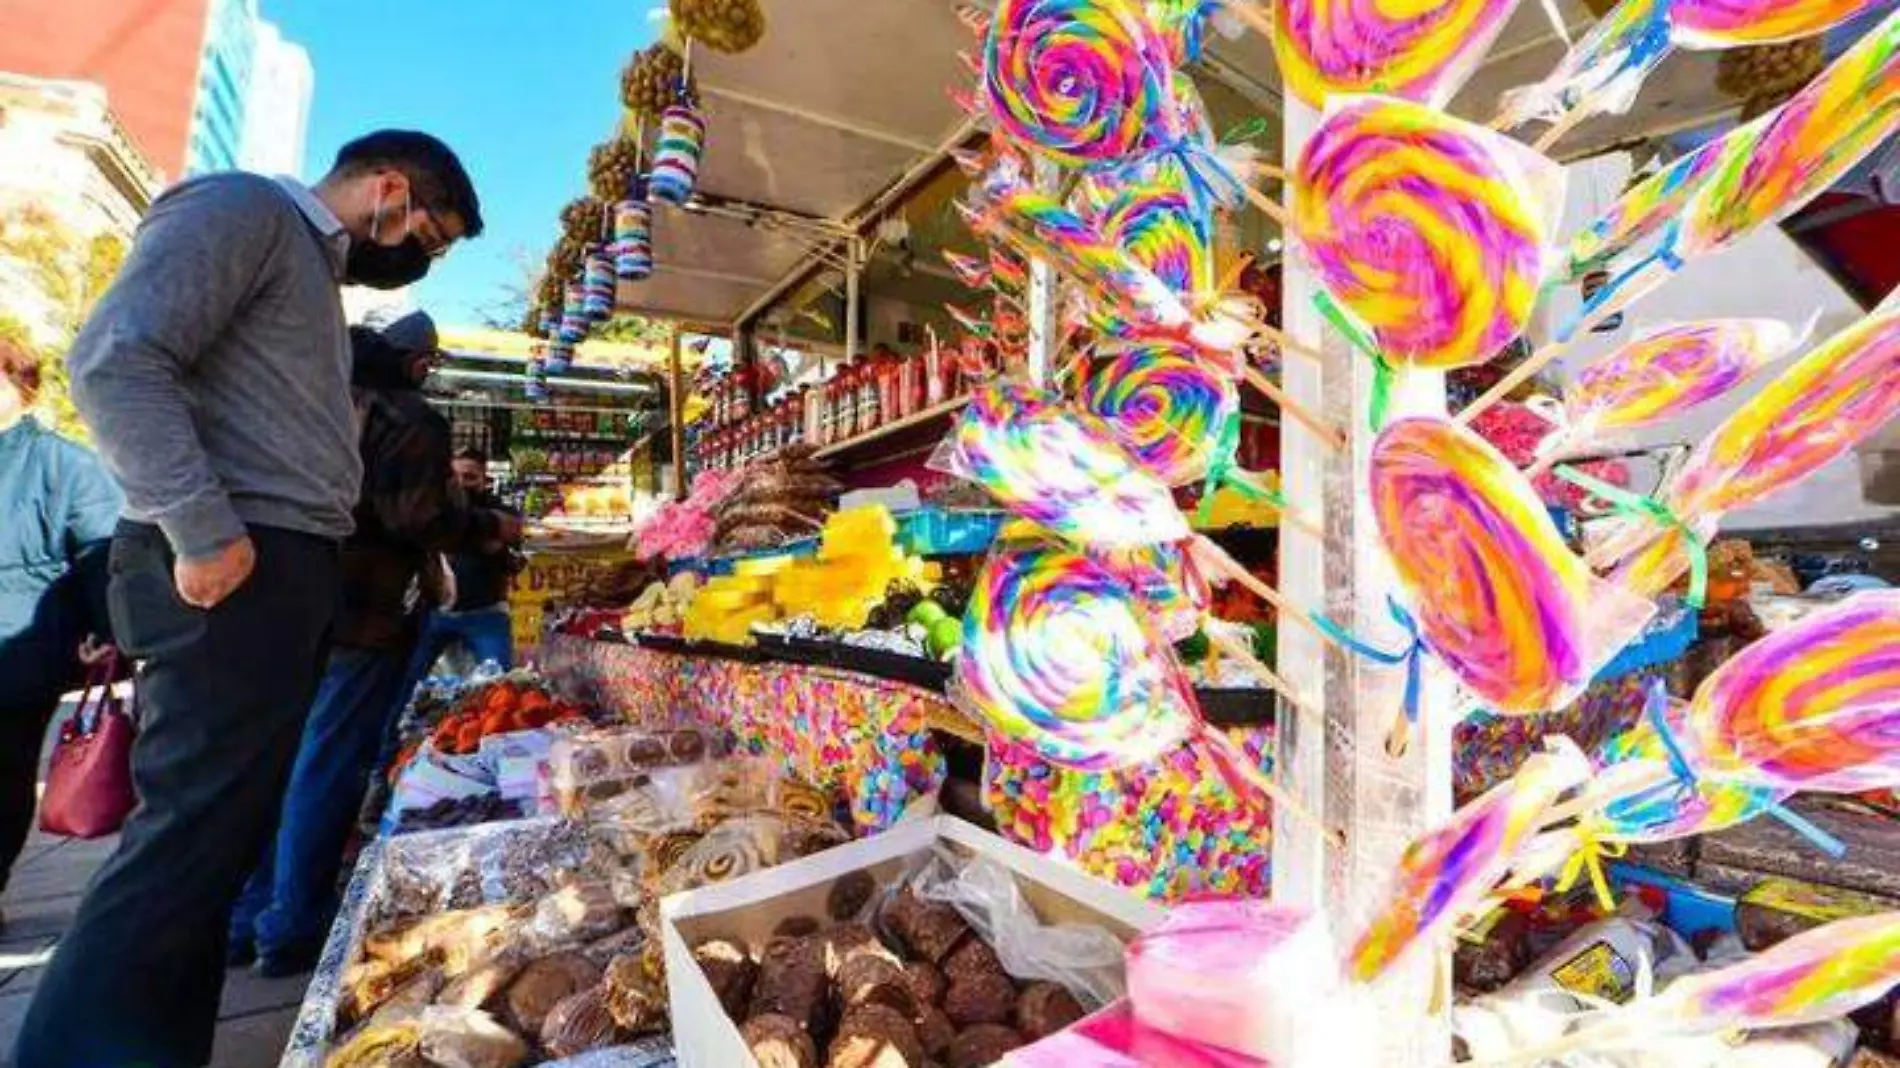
[1537,761,1677,828]
[1237,181,1291,227]
[1531,106,1592,154]
[1457,258,1676,425]
[1384,707,1411,759]
[1242,366,1345,449]
[1190,536,1348,651]
[1205,626,1323,726]
[1247,320,1327,365]
[1221,0,1278,44]
[1251,161,1287,183]
[1199,722,1344,848]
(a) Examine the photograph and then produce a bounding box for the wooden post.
[1026,157,1060,387]
[1270,99,1455,1062]
[668,329,687,501]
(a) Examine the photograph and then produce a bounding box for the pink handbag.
[40,653,139,839]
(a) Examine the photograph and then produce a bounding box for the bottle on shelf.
[790,387,808,445]
[836,360,860,442]
[859,353,883,436]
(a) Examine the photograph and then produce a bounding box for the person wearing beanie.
[228,309,521,977]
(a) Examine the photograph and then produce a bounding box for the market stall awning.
[616,0,977,329]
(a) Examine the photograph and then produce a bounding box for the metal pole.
[1270,99,1454,1064]
[844,237,863,364]
[668,330,687,501]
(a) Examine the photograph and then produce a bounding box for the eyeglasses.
[413,211,456,259]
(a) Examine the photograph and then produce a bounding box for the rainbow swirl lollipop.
[1681,591,1900,793]
[981,0,1182,168]
[1093,177,1217,306]
[1498,0,1673,126]
[1294,96,1560,371]
[1083,347,1236,486]
[956,545,1197,770]
[1370,418,1616,715]
[1560,130,1735,282]
[1590,706,1785,844]
[1665,302,1900,521]
[1089,542,1209,643]
[947,381,1190,549]
[1147,0,1222,63]
[1552,318,1799,451]
[1670,0,1895,48]
[1346,743,1591,983]
[1272,0,1520,108]
[1678,9,1900,259]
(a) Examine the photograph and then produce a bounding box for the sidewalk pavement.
[0,700,308,1067]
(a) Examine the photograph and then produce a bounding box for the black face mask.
[345,188,433,290]
[346,237,431,290]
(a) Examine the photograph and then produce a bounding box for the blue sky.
[263,0,656,327]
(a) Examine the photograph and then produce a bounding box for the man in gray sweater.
[16,131,482,1068]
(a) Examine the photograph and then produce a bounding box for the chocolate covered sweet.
[751,936,832,1036]
[775,916,823,940]
[602,954,668,1035]
[1015,981,1085,1040]
[819,923,900,978]
[503,952,603,1036]
[693,938,760,1020]
[943,938,1005,985]
[885,889,971,964]
[743,1013,820,1068]
[943,969,1018,1028]
[837,956,917,1018]
[540,987,622,1059]
[827,1004,925,1068]
[946,1024,1024,1068]
[826,871,876,922]
[915,1005,956,1061]
[902,960,946,1008]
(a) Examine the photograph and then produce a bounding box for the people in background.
[19,130,483,1068]
[401,445,523,682]
[230,312,521,978]
[0,339,121,924]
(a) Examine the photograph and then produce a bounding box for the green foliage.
[0,208,126,442]
[592,314,673,345]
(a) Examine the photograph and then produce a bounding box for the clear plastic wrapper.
[547,726,721,818]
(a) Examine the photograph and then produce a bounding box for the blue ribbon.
[1764,803,1849,859]
[1311,598,1426,724]
[1557,239,1684,342]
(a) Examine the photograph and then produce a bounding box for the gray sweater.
[68,173,360,558]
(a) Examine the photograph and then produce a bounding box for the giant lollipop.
[1557,129,1737,283]
[1345,742,1592,984]
[1680,591,1900,794]
[1369,417,1650,716]
[1272,0,1521,109]
[1670,0,1896,48]
[1589,703,1787,844]
[1084,346,1237,486]
[1530,317,1802,473]
[957,545,1197,770]
[945,380,1190,549]
[1474,912,1900,1065]
[981,0,1182,168]
[1294,95,1562,372]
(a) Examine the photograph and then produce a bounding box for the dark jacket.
[338,328,504,650]
[449,490,521,612]
[0,418,124,706]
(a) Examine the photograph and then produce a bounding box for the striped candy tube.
[1682,590,1900,793]
[648,103,707,205]
[582,253,616,320]
[955,544,1197,770]
[613,199,654,281]
[559,282,589,344]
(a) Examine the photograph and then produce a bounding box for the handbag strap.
[72,649,121,734]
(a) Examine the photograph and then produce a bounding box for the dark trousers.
[14,522,338,1068]
[230,645,409,958]
[0,691,60,895]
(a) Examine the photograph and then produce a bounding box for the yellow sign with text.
[510,545,634,657]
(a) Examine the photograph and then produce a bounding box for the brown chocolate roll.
[1015,981,1085,1040]
[828,1004,925,1068]
[751,936,832,1037]
[743,1013,820,1068]
[826,871,877,922]
[837,956,918,1018]
[541,986,623,1059]
[602,953,668,1035]
[944,970,1019,1028]
[915,1005,956,1061]
[775,916,823,940]
[503,952,603,1036]
[885,889,972,965]
[947,1024,1025,1068]
[902,960,946,1009]
[693,938,760,1021]
[819,923,901,979]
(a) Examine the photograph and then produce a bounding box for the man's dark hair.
[331,130,484,238]
[455,446,489,466]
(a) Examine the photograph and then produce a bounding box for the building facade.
[240,19,313,177]
[0,74,162,342]
[0,0,305,182]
